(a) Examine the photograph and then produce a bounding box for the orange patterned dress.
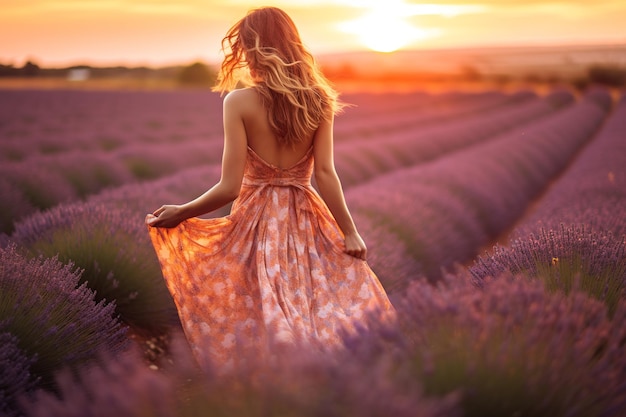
[148,145,393,370]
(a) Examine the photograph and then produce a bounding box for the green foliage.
[411,322,574,416]
[396,277,622,417]
[0,179,35,235]
[535,253,624,318]
[474,225,626,317]
[0,245,127,393]
[124,157,161,180]
[97,136,121,151]
[178,62,216,87]
[588,64,626,87]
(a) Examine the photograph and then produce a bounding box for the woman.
[146,6,392,370]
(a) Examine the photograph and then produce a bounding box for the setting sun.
[337,1,493,53]
[339,9,423,52]
[339,3,438,53]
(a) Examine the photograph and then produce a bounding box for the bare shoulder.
[224,88,259,111]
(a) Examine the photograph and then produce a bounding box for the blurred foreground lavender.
[0,245,127,415]
[389,274,626,416]
[0,333,37,417]
[20,331,461,417]
[19,272,626,417]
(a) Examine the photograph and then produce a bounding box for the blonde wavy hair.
[213,7,344,146]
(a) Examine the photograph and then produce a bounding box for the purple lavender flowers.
[347,91,609,290]
[2,86,625,416]
[10,202,179,335]
[0,245,127,415]
[471,91,626,315]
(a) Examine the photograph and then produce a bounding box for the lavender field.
[1,86,625,417]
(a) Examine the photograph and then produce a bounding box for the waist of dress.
[242,176,311,188]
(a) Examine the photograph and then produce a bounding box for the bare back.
[235,88,315,169]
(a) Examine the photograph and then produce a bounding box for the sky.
[2,0,626,67]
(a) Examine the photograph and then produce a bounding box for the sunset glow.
[339,4,433,52]
[337,2,487,52]
[0,0,625,66]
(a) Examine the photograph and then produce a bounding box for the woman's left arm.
[146,91,248,228]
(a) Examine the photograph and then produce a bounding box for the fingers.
[344,234,368,260]
[145,213,158,227]
[345,248,367,260]
[147,205,168,227]
[146,205,183,228]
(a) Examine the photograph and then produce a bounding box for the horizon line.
[4,40,625,69]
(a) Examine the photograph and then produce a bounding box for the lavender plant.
[0,245,127,415]
[86,163,226,217]
[584,85,614,111]
[36,151,133,198]
[0,163,77,211]
[21,332,460,417]
[336,92,564,188]
[20,346,174,417]
[11,202,179,335]
[471,224,626,316]
[0,332,38,417]
[347,273,626,417]
[0,178,36,234]
[116,139,223,180]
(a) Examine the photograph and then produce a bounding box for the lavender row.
[0,90,517,233]
[334,90,518,142]
[0,138,224,222]
[469,92,626,313]
[18,271,626,417]
[346,90,609,292]
[0,89,504,162]
[85,163,226,216]
[513,92,626,237]
[335,90,573,187]
[0,89,224,161]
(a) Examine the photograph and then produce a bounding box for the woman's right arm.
[313,115,368,260]
[146,90,248,228]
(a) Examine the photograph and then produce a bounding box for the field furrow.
[345,90,610,292]
[335,90,573,187]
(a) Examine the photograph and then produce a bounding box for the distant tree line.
[0,60,217,86]
[0,60,41,77]
[587,64,626,87]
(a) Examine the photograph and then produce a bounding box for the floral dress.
[148,145,393,370]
